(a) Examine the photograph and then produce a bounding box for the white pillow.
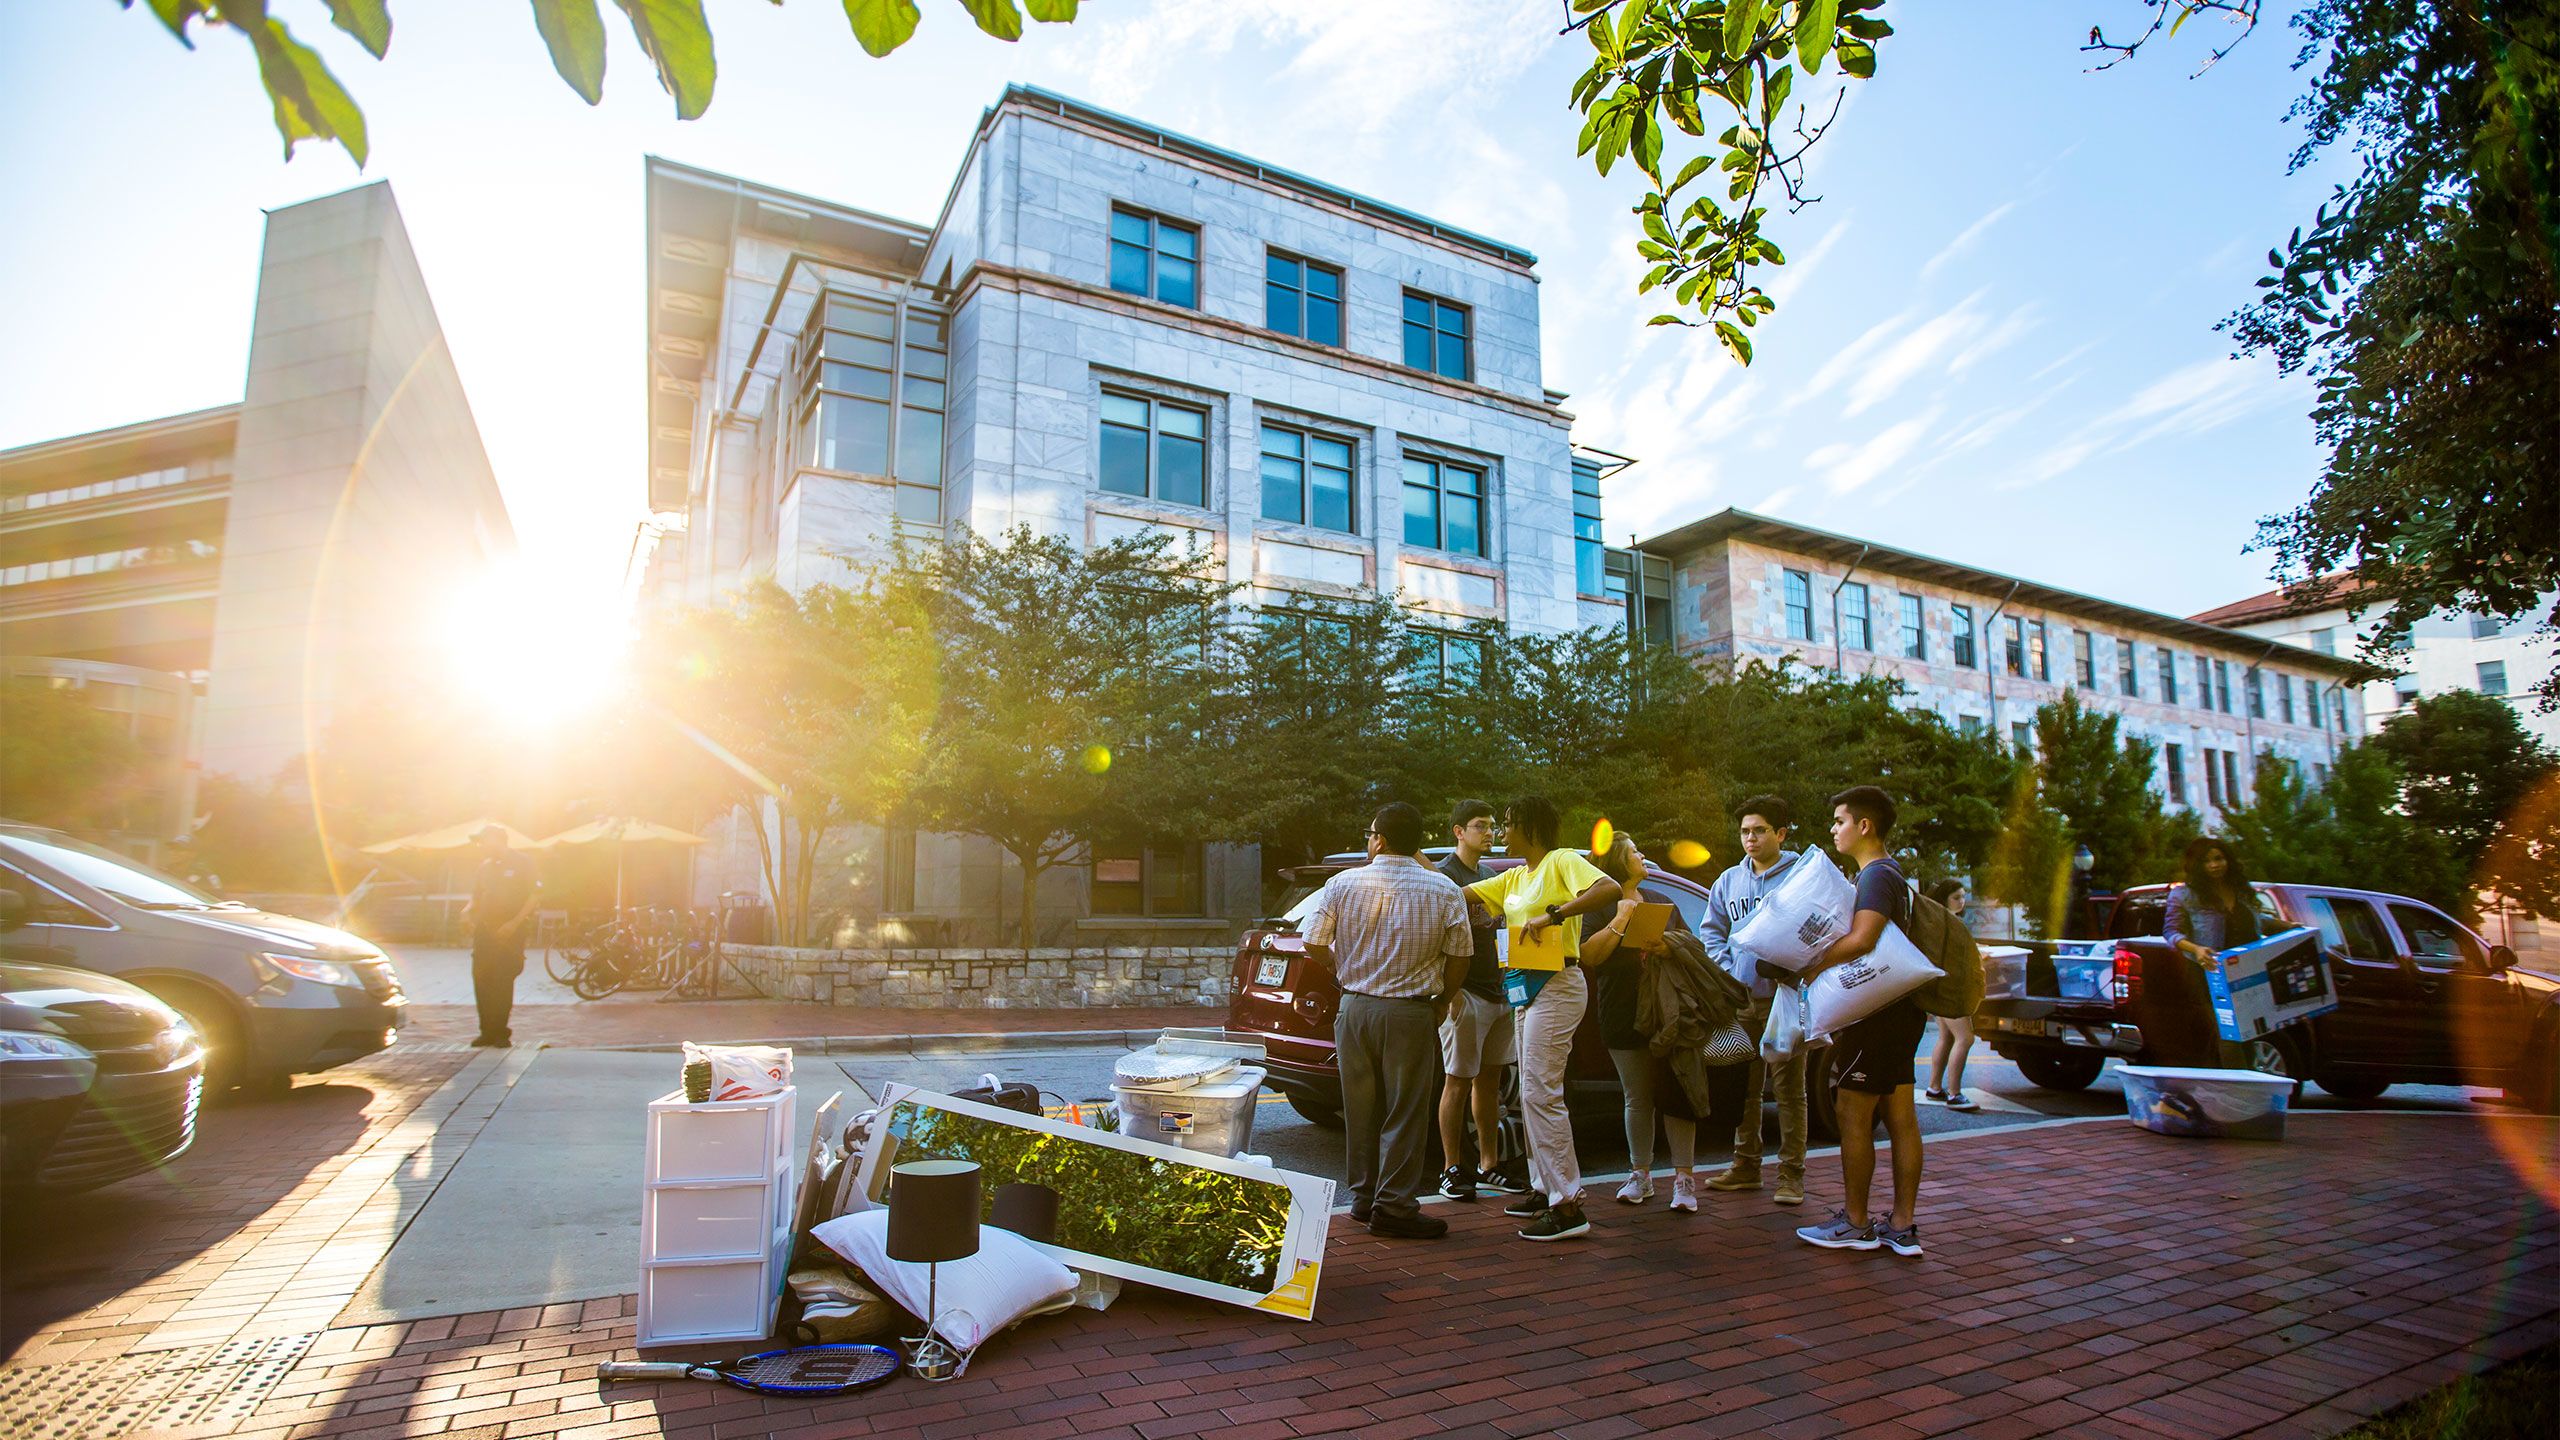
[1804,922,1943,1044]
[1730,855,1857,972]
[809,1209,1075,1354]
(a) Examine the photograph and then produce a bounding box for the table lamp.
[886,1159,980,1381]
[989,1182,1060,1245]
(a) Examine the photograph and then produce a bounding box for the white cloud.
[1842,292,1991,417]
[1919,200,2017,280]
[1806,406,1942,494]
[2003,355,2293,490]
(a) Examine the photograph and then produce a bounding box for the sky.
[0,0,2347,621]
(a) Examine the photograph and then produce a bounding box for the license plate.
[1254,955,1289,987]
[1989,1015,2044,1036]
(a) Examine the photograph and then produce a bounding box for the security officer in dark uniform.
[465,825,539,1047]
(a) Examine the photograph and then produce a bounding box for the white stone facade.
[2206,590,2559,750]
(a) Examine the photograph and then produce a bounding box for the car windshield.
[0,833,222,911]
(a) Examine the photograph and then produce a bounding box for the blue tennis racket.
[597,1343,900,1395]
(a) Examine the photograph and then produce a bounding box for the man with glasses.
[1700,795,1810,1206]
[1434,799,1521,1201]
[1301,802,1472,1240]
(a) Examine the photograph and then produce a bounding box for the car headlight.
[155,1025,202,1066]
[0,1031,94,1062]
[255,951,361,988]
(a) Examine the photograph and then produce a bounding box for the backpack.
[1904,892,1984,1018]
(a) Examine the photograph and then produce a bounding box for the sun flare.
[436,560,632,729]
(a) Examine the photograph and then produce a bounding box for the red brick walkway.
[7,1099,2552,1440]
[397,1000,1223,1051]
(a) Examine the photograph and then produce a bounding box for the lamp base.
[902,1331,962,1382]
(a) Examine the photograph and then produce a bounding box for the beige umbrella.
[360,819,541,855]
[535,817,708,909]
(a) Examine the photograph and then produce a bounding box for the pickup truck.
[1975,881,2560,1108]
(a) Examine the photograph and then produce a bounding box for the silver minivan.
[0,823,407,1091]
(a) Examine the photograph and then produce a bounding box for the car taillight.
[2112,947,2142,1005]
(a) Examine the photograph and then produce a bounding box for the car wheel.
[2245,1036,2308,1101]
[2015,1051,2106,1092]
[149,983,247,1093]
[2314,1074,2389,1103]
[1805,1046,1841,1143]
[1286,1093,1343,1128]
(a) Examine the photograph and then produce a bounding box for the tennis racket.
[597,1343,901,1395]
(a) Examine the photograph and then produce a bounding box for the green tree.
[2032,689,2176,892]
[188,772,331,892]
[2220,743,2466,913]
[2372,688,2560,915]
[2236,1,2560,709]
[0,677,148,832]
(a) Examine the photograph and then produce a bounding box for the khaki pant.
[1518,967,1586,1206]
[1734,996,1807,1187]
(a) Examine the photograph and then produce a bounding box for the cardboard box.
[2204,928,2337,1043]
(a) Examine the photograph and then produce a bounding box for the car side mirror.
[2490,945,2517,974]
[0,887,24,932]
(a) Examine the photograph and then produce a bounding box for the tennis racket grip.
[596,1361,702,1383]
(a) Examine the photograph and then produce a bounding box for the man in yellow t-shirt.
[1463,796,1621,1242]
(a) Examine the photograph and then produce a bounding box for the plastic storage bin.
[638,1085,797,1347]
[2118,1066,2290,1141]
[1113,1065,1266,1158]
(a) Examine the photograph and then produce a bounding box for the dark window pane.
[1438,303,1468,337]
[1262,425,1302,459]
[1307,265,1340,299]
[1404,293,1432,324]
[1404,482,1438,547]
[895,484,940,522]
[1266,282,1299,335]
[1157,403,1205,440]
[1445,490,1481,555]
[1157,434,1205,506]
[903,377,946,409]
[1308,297,1341,347]
[822,361,892,399]
[1157,256,1197,308]
[816,393,890,474]
[1109,241,1150,296]
[905,314,946,348]
[828,298,896,336]
[1111,210,1150,244]
[1099,422,1149,495]
[1438,331,1469,380]
[1311,462,1352,532]
[1443,464,1481,497]
[1146,846,1204,916]
[823,331,894,367]
[1267,253,1298,284]
[1158,223,1197,261]
[1261,454,1303,523]
[897,408,943,488]
[906,347,947,380]
[1404,319,1432,370]
[1102,393,1151,428]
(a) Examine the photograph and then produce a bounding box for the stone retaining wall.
[725,944,1235,1009]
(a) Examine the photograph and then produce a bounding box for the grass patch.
[2334,1344,2557,1439]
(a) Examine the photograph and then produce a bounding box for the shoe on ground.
[1669,1175,1698,1213]
[1502,1191,1550,1219]
[1774,1180,1806,1207]
[1922,1087,1948,1104]
[1796,1210,1880,1250]
[1518,1200,1590,1242]
[1438,1165,1477,1201]
[1348,1200,1373,1225]
[1369,1210,1450,1240]
[469,1035,511,1048]
[1484,1165,1531,1194]
[1946,1092,1979,1112]
[1614,1174,1654,1205]
[1704,1168,1761,1193]
[1878,1221,1923,1257]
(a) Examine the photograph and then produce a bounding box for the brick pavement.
[396,999,1224,1051]
[6,1079,2554,1439]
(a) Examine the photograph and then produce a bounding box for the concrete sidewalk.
[3,1033,2553,1440]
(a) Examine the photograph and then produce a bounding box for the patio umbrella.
[360,819,541,855]
[534,817,707,909]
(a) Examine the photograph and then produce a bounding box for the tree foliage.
[2371,688,2560,915]
[2235,0,2560,710]
[2219,742,2466,914]
[2031,689,2186,892]
[0,678,149,833]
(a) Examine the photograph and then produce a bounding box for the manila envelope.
[1508,921,1567,971]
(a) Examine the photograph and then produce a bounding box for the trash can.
[2118,1065,2291,1141]
[1112,1065,1267,1158]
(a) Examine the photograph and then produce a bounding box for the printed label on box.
[1159,1112,1196,1135]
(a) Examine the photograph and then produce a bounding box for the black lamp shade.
[989,1182,1059,1245]
[886,1160,981,1264]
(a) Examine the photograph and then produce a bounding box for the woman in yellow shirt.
[1465,796,1621,1242]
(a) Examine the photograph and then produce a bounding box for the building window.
[2213,659,2233,714]
[1606,549,1674,648]
[1099,392,1208,507]
[2165,743,2188,804]
[1401,455,1486,556]
[1959,715,1986,737]
[2012,721,2033,752]
[1109,208,1200,307]
[2030,621,2050,681]
[2479,660,2509,696]
[2248,668,2265,719]
[2394,676,2420,707]
[2223,750,2242,805]
[1951,604,1976,669]
[2311,627,2336,656]
[2160,651,2179,705]
[2205,749,2224,807]
[1407,630,1488,691]
[2307,680,2323,730]
[1259,423,1355,532]
[1783,570,1814,641]
[1402,291,1472,381]
[2278,674,2294,724]
[2119,638,2139,697]
[881,828,916,913]
[2471,616,2503,639]
[1573,459,1606,596]
[2004,617,2027,677]
[1090,838,1205,918]
[1841,582,1871,651]
[1265,252,1343,345]
[1900,594,1925,661]
[793,293,948,521]
[2068,630,2093,688]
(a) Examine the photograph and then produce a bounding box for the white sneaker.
[1614,1174,1654,1205]
[1669,1175,1698,1212]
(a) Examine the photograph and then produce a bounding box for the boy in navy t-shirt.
[1793,785,1926,1257]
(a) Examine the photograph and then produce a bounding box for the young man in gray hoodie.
[1697,794,1808,1206]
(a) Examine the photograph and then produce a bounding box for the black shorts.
[1831,997,1929,1095]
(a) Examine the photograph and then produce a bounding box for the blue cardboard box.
[2204,928,2336,1043]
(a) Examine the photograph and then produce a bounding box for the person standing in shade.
[464,825,540,1049]
[2166,837,2265,1068]
[1699,795,1811,1207]
[1583,833,1702,1210]
[1921,878,1981,1111]
[1301,802,1471,1240]
[1435,799,1521,1201]
[1464,796,1621,1242]
[1795,786,1926,1258]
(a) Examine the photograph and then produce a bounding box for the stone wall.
[725,944,1235,1009]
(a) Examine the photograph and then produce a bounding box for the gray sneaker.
[1796,1210,1880,1250]
[1878,1221,1923,1257]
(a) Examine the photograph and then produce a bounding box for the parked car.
[1223,848,1849,1146]
[0,959,205,1193]
[0,824,408,1091]
[1976,881,2560,1107]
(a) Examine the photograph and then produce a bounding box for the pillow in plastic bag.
[1729,856,1856,972]
[1804,922,1943,1044]
[810,1209,1075,1354]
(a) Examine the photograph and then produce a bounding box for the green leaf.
[242,15,369,165]
[139,0,213,47]
[1714,320,1754,365]
[1587,4,1617,58]
[1722,0,1761,60]
[957,0,1025,42]
[1794,0,1838,73]
[1669,152,1713,194]
[321,0,391,58]
[612,0,716,119]
[1763,62,1792,122]
[843,0,922,55]
[1026,0,1078,19]
[1647,314,1683,326]
[532,0,607,104]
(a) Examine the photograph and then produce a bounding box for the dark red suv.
[1223,848,1845,1145]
